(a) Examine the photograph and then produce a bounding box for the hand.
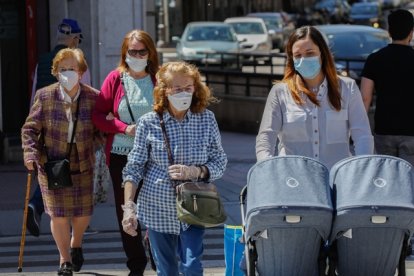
[24,160,36,171]
[106,112,115,120]
[124,124,136,137]
[121,200,138,236]
[168,165,201,180]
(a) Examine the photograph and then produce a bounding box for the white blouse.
[256,76,374,169]
[60,85,80,143]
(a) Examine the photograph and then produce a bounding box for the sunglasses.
[58,23,83,44]
[128,49,149,57]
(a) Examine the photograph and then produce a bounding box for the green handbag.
[176,181,227,228]
[158,112,227,228]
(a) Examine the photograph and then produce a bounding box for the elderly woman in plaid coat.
[21,48,101,276]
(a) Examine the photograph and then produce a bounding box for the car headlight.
[182,47,197,56]
[257,42,270,50]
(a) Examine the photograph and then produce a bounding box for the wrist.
[199,165,209,180]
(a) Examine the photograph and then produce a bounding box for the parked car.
[246,12,295,51]
[350,2,383,28]
[314,0,351,23]
[172,21,241,67]
[381,0,401,9]
[316,24,390,80]
[224,17,272,58]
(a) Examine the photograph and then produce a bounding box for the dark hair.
[283,26,341,111]
[388,9,414,40]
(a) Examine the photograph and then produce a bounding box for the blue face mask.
[293,56,321,79]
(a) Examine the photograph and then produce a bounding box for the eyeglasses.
[128,48,149,57]
[58,23,83,44]
[58,23,72,35]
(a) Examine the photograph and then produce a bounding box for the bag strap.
[44,93,80,160]
[158,112,181,189]
[158,112,174,165]
[66,93,81,159]
[120,74,136,123]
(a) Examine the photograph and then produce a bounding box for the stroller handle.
[240,185,247,205]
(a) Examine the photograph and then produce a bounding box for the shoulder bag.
[158,112,227,228]
[44,95,80,190]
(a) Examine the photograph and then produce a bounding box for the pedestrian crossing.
[0,228,225,274]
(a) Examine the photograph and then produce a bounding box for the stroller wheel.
[245,242,256,276]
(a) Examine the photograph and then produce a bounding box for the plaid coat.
[22,83,102,173]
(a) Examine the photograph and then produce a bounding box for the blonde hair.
[51,48,88,76]
[117,29,159,76]
[153,61,218,113]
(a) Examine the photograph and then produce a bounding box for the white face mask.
[168,91,193,111]
[125,54,148,72]
[58,71,79,91]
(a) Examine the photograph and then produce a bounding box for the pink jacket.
[92,69,155,165]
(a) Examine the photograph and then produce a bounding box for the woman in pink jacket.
[92,29,159,276]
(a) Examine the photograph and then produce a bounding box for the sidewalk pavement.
[0,131,256,236]
[1,268,226,276]
[3,131,414,275]
[0,131,256,275]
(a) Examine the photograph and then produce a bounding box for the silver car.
[172,22,241,67]
[247,12,295,51]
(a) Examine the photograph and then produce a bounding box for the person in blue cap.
[27,18,92,239]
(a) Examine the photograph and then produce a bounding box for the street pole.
[163,0,170,46]
[157,1,165,47]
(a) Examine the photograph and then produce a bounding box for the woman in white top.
[256,26,374,169]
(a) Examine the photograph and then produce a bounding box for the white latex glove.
[168,164,201,180]
[121,200,138,236]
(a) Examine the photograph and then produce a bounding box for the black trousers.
[109,153,147,274]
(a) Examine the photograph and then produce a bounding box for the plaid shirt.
[122,109,227,234]
[22,83,102,173]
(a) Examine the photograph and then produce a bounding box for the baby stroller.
[329,155,414,276]
[240,156,333,275]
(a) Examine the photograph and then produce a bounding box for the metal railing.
[158,50,368,97]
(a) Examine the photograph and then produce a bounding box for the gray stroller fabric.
[330,155,414,276]
[245,156,332,276]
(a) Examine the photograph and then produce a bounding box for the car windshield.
[228,22,265,34]
[186,26,236,42]
[351,5,378,15]
[326,32,389,57]
[260,16,284,29]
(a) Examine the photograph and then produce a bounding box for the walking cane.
[18,170,33,272]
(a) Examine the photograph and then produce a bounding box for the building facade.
[0,0,314,161]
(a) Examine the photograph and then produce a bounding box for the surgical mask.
[293,56,321,79]
[168,91,193,111]
[58,71,79,91]
[125,54,147,72]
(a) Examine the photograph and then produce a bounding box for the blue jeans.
[148,225,205,276]
[29,184,44,215]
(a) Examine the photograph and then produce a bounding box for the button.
[314,130,318,133]
[315,154,318,157]
[314,141,318,144]
[313,116,317,119]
